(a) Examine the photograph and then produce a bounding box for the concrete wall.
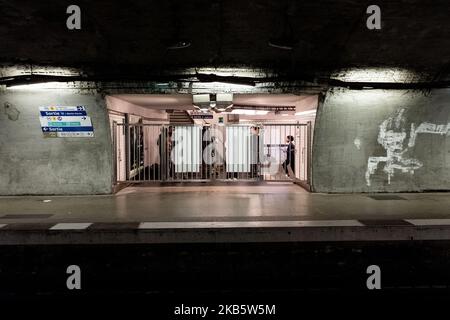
[312,89,450,193]
[0,87,113,195]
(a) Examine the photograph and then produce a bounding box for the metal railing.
[112,122,311,184]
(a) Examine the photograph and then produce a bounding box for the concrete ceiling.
[1,0,449,81]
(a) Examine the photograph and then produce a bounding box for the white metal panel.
[226,126,250,172]
[172,126,201,173]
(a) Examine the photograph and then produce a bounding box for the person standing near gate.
[249,126,261,179]
[282,135,295,176]
[167,127,174,178]
[157,126,174,180]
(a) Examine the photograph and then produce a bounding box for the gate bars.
[112,122,312,184]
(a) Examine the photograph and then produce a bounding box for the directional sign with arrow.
[39,106,94,138]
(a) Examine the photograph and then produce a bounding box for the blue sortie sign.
[39,106,94,138]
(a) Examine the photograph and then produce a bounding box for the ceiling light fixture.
[166,1,191,50]
[167,39,191,50]
[268,2,296,50]
[7,81,74,90]
[230,109,270,115]
[295,110,317,116]
[268,37,294,50]
[193,93,234,113]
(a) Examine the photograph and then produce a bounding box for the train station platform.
[0,183,449,245]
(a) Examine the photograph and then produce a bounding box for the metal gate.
[261,123,311,182]
[112,122,312,185]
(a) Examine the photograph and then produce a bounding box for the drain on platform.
[0,214,53,219]
[367,195,407,200]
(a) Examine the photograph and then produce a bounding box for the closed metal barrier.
[112,122,312,184]
[261,124,309,181]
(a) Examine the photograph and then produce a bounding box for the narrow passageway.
[108,94,316,187]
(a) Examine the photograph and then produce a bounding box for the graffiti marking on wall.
[354,138,362,150]
[365,108,450,186]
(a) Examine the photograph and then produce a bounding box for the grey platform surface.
[0,184,449,244]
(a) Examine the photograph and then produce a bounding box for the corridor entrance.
[112,123,312,185]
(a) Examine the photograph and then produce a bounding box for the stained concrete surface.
[2,1,450,74]
[0,89,113,195]
[313,88,450,193]
[0,183,448,224]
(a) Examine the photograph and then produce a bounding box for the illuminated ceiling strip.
[232,105,296,111]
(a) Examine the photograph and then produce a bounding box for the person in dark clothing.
[157,127,174,179]
[282,135,295,176]
[249,126,261,179]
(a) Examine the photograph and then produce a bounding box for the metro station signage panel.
[39,106,94,138]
